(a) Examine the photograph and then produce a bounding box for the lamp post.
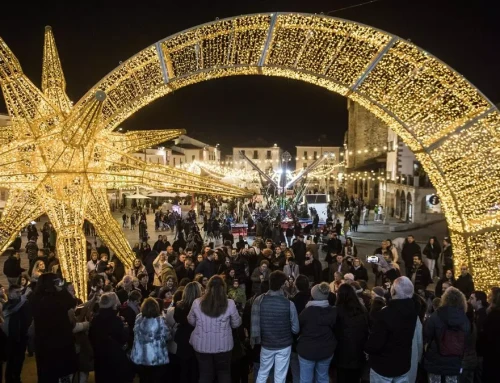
[281,151,292,209]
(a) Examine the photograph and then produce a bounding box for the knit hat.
[372,286,385,298]
[99,292,119,309]
[311,282,330,301]
[344,273,355,282]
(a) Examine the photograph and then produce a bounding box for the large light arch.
[73,12,500,289]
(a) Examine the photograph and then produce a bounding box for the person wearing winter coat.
[300,251,322,285]
[477,288,500,383]
[365,276,418,382]
[195,250,217,279]
[3,251,25,286]
[87,250,100,274]
[454,265,475,299]
[423,287,470,382]
[350,257,369,282]
[130,297,170,382]
[334,283,369,383]
[297,282,337,383]
[410,254,432,290]
[152,251,167,289]
[401,235,421,277]
[89,292,131,383]
[188,276,242,383]
[251,260,271,296]
[435,269,456,298]
[227,279,246,310]
[423,236,441,279]
[127,258,147,278]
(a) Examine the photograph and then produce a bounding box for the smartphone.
[367,255,379,264]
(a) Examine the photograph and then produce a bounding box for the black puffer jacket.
[422,305,470,376]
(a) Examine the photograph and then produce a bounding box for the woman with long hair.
[174,282,202,383]
[17,272,32,296]
[423,287,470,383]
[343,237,358,259]
[130,297,170,383]
[31,260,46,279]
[435,269,456,298]
[334,283,369,383]
[188,276,242,383]
[423,236,441,279]
[128,258,147,278]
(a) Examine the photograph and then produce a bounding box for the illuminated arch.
[72,13,500,288]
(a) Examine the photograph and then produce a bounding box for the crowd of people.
[0,208,499,383]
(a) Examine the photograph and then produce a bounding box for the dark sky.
[1,0,498,154]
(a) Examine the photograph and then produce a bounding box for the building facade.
[172,135,220,164]
[232,144,282,173]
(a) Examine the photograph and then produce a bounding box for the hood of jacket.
[437,305,466,328]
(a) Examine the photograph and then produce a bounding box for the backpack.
[438,324,465,357]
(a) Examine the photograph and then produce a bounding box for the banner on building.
[425,194,441,214]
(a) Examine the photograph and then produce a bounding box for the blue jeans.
[256,346,291,383]
[298,355,333,383]
[370,369,410,383]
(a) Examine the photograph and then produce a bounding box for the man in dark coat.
[411,254,432,290]
[401,235,421,277]
[454,265,475,299]
[152,235,164,253]
[291,235,307,266]
[3,251,25,286]
[326,232,342,255]
[195,250,216,279]
[365,276,417,381]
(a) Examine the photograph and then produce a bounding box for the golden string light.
[0,29,249,299]
[1,12,499,289]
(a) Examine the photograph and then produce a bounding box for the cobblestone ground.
[0,209,447,382]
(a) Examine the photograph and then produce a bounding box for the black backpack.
[438,318,466,357]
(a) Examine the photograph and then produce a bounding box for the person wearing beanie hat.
[89,292,130,382]
[297,282,337,382]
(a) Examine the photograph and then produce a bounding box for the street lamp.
[281,151,292,209]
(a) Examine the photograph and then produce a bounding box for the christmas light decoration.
[1,12,499,290]
[0,28,248,299]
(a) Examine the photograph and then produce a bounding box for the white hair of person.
[390,276,414,300]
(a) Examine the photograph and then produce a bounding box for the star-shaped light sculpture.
[0,27,248,299]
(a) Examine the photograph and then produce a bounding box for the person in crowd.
[119,290,143,348]
[31,273,78,383]
[438,237,453,278]
[17,273,32,296]
[369,286,387,325]
[195,249,216,279]
[435,269,456,298]
[31,260,46,280]
[251,260,270,297]
[469,290,488,333]
[188,276,241,383]
[228,278,246,311]
[152,251,167,291]
[297,282,336,383]
[385,239,399,264]
[343,237,357,258]
[87,250,100,274]
[329,254,349,282]
[477,287,500,383]
[460,303,478,383]
[251,270,300,383]
[305,236,319,260]
[175,282,202,383]
[350,257,368,282]
[283,276,298,299]
[329,271,343,294]
[326,232,342,257]
[116,275,135,304]
[365,276,418,382]
[89,292,130,383]
[3,284,32,383]
[291,235,307,266]
[301,251,322,285]
[128,258,147,278]
[137,272,152,299]
[334,283,369,382]
[422,287,470,383]
[423,236,441,279]
[454,265,475,299]
[3,251,25,286]
[130,297,170,383]
[411,254,432,290]
[160,257,178,288]
[283,257,300,280]
[401,235,421,277]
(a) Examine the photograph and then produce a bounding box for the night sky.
[1,0,498,154]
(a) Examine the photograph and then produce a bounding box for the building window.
[303,163,307,168]
[0,191,5,201]
[241,150,245,155]
[304,151,308,159]
[192,155,195,161]
[314,151,318,159]
[388,141,394,151]
[266,150,272,160]
[253,150,258,159]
